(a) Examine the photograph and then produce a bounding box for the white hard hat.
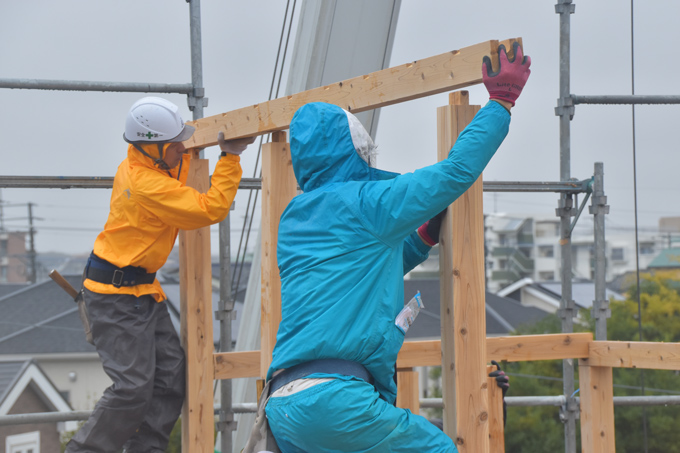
[123,97,195,143]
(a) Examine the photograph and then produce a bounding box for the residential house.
[484,215,667,291]
[497,277,624,314]
[647,247,680,271]
[0,276,104,412]
[403,278,550,400]
[0,258,248,420]
[0,359,75,452]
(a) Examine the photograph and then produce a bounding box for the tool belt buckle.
[112,269,124,288]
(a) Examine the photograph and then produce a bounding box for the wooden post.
[437,91,488,446]
[579,361,616,453]
[260,131,297,377]
[396,368,420,415]
[437,90,487,452]
[180,152,215,453]
[487,365,505,453]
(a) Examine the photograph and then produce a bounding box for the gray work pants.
[66,289,186,453]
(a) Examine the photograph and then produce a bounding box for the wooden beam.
[398,340,443,368]
[486,333,592,363]
[179,155,215,453]
[586,341,680,370]
[396,369,420,415]
[579,363,616,453]
[214,350,261,380]
[260,131,297,378]
[211,334,595,380]
[183,38,522,148]
[487,365,505,453]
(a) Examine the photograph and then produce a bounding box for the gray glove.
[218,131,256,155]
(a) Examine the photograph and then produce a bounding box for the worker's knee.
[166,355,186,399]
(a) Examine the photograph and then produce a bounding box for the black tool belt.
[85,252,156,288]
[269,359,375,395]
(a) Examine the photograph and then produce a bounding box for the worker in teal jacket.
[264,43,531,452]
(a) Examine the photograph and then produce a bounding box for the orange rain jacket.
[84,142,242,301]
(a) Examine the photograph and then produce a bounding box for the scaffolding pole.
[590,162,610,340]
[0,176,262,190]
[0,177,592,194]
[572,95,680,105]
[555,1,577,452]
[0,78,193,94]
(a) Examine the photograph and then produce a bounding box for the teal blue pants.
[265,378,456,453]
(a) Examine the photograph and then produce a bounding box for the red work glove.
[482,42,532,107]
[417,210,446,247]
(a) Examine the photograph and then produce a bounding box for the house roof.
[0,283,29,298]
[0,275,95,355]
[403,279,549,340]
[648,247,680,269]
[498,278,624,309]
[0,359,72,416]
[0,360,27,405]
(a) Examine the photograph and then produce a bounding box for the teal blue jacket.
[268,101,510,403]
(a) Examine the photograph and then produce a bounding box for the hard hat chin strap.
[131,143,171,171]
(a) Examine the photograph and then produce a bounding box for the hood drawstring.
[131,143,173,177]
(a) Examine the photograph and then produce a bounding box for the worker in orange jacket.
[66,97,254,453]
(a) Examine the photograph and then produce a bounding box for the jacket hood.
[290,102,398,192]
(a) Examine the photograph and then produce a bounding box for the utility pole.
[0,189,4,231]
[27,202,37,283]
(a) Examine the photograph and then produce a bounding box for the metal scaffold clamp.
[215,306,236,321]
[559,393,580,423]
[557,300,577,320]
[588,194,610,215]
[591,298,611,320]
[188,87,208,111]
[216,418,238,434]
[554,0,575,14]
[554,96,575,120]
[555,193,575,218]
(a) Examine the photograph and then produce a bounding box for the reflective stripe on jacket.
[85,143,242,301]
[267,101,510,403]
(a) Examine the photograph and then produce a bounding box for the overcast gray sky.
[1,1,678,258]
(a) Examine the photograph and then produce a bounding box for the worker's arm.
[135,153,243,230]
[357,101,510,245]
[355,44,530,245]
[402,231,431,274]
[134,133,254,230]
[402,210,446,273]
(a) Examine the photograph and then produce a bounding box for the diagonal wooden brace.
[182,38,522,148]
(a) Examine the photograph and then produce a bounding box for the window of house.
[0,239,7,256]
[639,243,654,254]
[6,431,40,453]
[538,271,555,281]
[538,245,554,258]
[498,259,507,269]
[611,247,625,261]
[0,265,7,283]
[535,222,559,238]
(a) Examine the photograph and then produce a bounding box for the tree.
[597,271,680,453]
[503,314,581,452]
[502,272,680,452]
